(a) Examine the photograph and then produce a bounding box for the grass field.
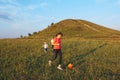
[0,38,120,80]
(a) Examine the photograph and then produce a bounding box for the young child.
[43,42,48,53]
[49,32,63,70]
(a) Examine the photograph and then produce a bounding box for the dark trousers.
[52,49,62,64]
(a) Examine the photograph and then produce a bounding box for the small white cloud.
[95,0,109,4]
[26,2,48,10]
[0,0,19,6]
[107,16,117,21]
[56,0,62,3]
[0,6,8,9]
[27,5,37,10]
[0,13,12,21]
[117,0,120,5]
[40,2,48,7]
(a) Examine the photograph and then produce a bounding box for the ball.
[68,63,73,69]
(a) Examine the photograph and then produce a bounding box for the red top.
[53,38,61,50]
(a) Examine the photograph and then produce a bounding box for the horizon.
[0,0,120,38]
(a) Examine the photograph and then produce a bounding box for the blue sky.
[0,0,120,38]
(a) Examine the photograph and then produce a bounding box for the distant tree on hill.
[33,32,37,35]
[51,22,54,26]
[28,33,32,36]
[20,35,23,38]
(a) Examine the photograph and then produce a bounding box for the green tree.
[28,33,32,36]
[51,22,54,26]
[33,32,37,35]
[20,35,23,38]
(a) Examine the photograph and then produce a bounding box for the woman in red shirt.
[49,32,63,70]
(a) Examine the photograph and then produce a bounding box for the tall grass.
[0,38,120,80]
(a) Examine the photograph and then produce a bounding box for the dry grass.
[0,38,120,80]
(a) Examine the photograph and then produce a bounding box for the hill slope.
[30,19,120,39]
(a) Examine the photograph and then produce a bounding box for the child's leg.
[52,50,58,61]
[58,50,62,64]
[44,48,46,52]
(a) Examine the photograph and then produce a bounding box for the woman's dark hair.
[56,32,63,36]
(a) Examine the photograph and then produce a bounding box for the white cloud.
[26,2,49,10]
[27,5,37,10]
[0,0,52,38]
[95,0,120,6]
[117,0,120,5]
[0,0,19,6]
[0,6,8,9]
[94,0,109,4]
[40,2,48,7]
[56,0,62,3]
[0,0,22,21]
[107,16,117,21]
[0,13,12,21]
[0,0,49,20]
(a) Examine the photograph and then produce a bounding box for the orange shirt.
[53,38,61,50]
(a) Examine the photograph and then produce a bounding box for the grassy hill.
[30,19,120,39]
[0,19,120,80]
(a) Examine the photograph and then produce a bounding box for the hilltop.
[29,19,120,39]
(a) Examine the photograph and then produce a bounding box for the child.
[43,42,48,53]
[49,32,63,70]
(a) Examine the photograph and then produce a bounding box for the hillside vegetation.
[30,19,120,39]
[0,19,120,80]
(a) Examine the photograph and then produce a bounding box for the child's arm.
[53,43,59,45]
